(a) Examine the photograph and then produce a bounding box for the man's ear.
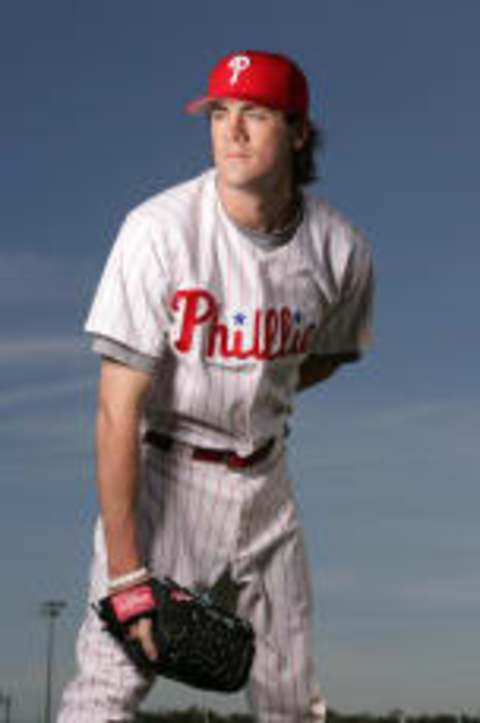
[291,117,310,151]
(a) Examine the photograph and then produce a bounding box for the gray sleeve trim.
[90,335,157,373]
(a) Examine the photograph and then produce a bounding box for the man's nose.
[226,112,247,142]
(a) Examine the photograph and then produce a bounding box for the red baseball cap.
[186,50,309,116]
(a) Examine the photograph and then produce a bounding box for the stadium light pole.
[0,691,13,723]
[40,600,67,723]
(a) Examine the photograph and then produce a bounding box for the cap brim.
[185,96,215,114]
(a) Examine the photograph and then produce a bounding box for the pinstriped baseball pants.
[58,437,327,722]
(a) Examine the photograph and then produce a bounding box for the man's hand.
[128,617,159,662]
[297,354,341,391]
[297,352,361,392]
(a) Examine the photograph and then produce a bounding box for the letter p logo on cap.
[228,55,252,85]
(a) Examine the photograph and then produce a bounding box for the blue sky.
[2,1,479,721]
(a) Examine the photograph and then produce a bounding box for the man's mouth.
[225,151,250,159]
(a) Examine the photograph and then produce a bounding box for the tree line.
[135,708,480,723]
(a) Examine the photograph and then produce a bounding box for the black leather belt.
[144,430,275,469]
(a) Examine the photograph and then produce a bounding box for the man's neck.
[216,174,300,235]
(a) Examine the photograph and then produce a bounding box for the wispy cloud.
[0,335,89,363]
[0,376,96,408]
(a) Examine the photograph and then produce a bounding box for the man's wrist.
[103,516,142,580]
[108,566,151,592]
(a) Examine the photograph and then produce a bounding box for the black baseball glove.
[95,576,255,693]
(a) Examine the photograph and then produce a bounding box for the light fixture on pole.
[40,600,67,723]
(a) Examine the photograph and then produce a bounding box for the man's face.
[209,98,298,192]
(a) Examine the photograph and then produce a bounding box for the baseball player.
[58,50,373,722]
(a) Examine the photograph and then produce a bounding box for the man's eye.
[246,109,266,119]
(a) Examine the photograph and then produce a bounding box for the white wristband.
[108,566,149,591]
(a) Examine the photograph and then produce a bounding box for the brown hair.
[287,114,325,187]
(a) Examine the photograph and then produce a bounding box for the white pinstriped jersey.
[85,168,373,455]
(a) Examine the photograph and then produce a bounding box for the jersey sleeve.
[90,335,158,373]
[84,210,171,358]
[311,231,374,361]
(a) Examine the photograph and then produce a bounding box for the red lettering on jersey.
[207,319,229,357]
[170,288,317,361]
[250,310,262,358]
[279,307,293,356]
[264,309,279,360]
[230,328,250,359]
[171,289,218,352]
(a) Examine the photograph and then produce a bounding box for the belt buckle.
[225,452,240,469]
[226,438,274,469]
[226,451,248,469]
